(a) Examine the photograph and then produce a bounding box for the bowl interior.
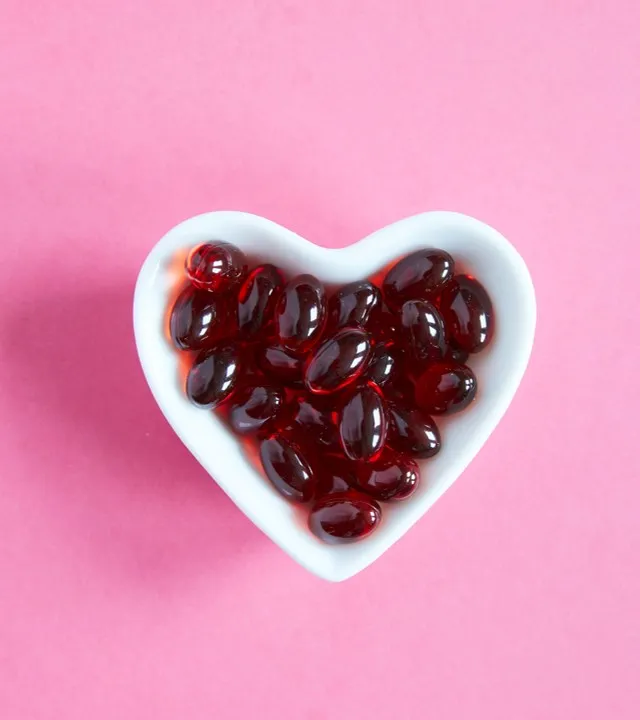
[133,211,536,581]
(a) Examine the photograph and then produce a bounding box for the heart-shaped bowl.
[133,210,536,581]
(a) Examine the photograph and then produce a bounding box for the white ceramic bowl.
[133,211,536,581]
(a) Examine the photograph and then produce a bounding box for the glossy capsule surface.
[186,344,241,408]
[382,248,455,309]
[415,361,477,415]
[186,241,248,293]
[227,384,285,436]
[355,452,420,500]
[237,264,284,340]
[439,274,494,353]
[338,383,387,462]
[304,328,372,394]
[365,343,396,387]
[400,299,447,365]
[387,404,441,458]
[308,493,381,543]
[169,285,234,351]
[327,281,382,331]
[259,435,316,502]
[276,274,327,354]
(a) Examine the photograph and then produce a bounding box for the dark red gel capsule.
[355,452,420,500]
[276,274,327,354]
[338,383,387,462]
[327,281,382,331]
[257,345,304,386]
[304,328,372,395]
[365,343,396,388]
[259,435,315,502]
[387,403,441,458]
[415,361,477,415]
[400,299,447,365]
[227,384,285,436]
[309,493,381,543]
[169,285,235,351]
[439,274,494,353]
[237,264,284,340]
[382,249,455,309]
[186,241,248,293]
[186,344,242,409]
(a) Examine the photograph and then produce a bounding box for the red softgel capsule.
[237,264,284,341]
[382,249,455,309]
[227,384,285,436]
[257,344,304,386]
[308,493,381,544]
[338,382,388,463]
[186,344,242,409]
[259,434,316,502]
[400,299,447,367]
[326,280,382,332]
[186,241,248,293]
[169,285,235,351]
[415,361,477,415]
[355,451,420,501]
[439,274,494,353]
[387,403,441,459]
[276,274,327,354]
[304,328,372,395]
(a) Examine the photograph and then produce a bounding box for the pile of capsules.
[169,241,494,544]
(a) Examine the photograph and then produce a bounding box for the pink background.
[1,2,639,718]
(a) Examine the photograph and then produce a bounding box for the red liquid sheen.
[257,345,304,386]
[415,361,477,415]
[372,309,401,347]
[439,274,494,353]
[186,241,248,293]
[314,458,357,499]
[338,382,388,462]
[365,343,396,387]
[227,384,285,436]
[387,403,441,459]
[304,328,372,395]
[276,274,327,354]
[186,344,242,409]
[400,299,447,365]
[169,285,236,351]
[355,451,420,500]
[445,346,470,365]
[237,264,284,340]
[259,434,316,502]
[327,280,382,332]
[288,394,340,450]
[382,249,455,309]
[308,493,381,543]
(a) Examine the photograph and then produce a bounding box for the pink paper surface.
[1,2,639,718]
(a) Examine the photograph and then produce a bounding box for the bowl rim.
[133,210,537,581]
